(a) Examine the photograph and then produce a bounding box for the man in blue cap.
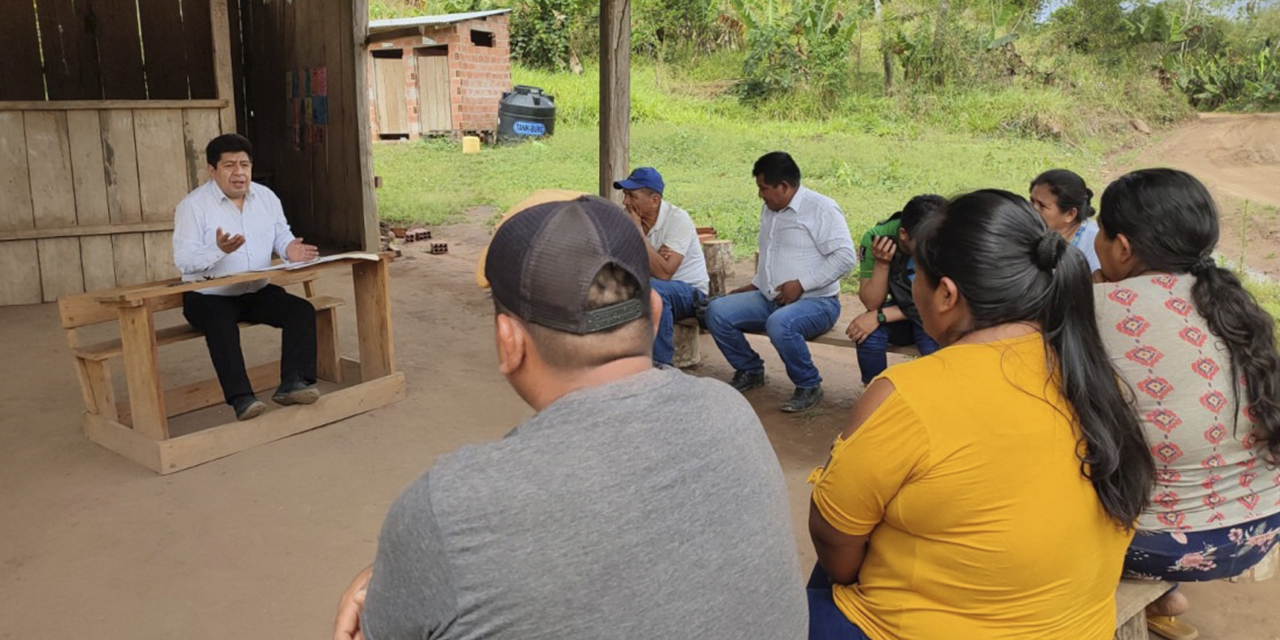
[614,167,710,367]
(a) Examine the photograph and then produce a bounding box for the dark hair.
[1031,169,1095,221]
[1100,168,1280,460]
[494,264,652,369]
[898,194,947,236]
[206,133,254,167]
[914,189,1154,526]
[752,151,801,188]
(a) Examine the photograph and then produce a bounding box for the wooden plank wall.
[2,0,216,102]
[240,0,376,252]
[0,107,224,305]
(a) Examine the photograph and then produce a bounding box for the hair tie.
[1035,232,1063,272]
[1188,254,1216,276]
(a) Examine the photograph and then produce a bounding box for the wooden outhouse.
[367,9,513,140]
[0,0,379,307]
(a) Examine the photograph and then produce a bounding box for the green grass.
[375,60,1103,256]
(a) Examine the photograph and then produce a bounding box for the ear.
[897,228,909,244]
[494,314,528,375]
[649,289,663,337]
[1115,232,1134,264]
[935,276,961,315]
[207,164,217,177]
[1064,207,1080,225]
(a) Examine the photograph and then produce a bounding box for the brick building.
[367,9,513,140]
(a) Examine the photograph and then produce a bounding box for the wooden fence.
[0,103,227,304]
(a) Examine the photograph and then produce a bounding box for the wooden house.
[367,9,513,140]
[0,0,379,306]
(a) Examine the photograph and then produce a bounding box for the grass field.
[375,120,1095,255]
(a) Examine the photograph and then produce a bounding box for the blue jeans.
[855,317,940,385]
[705,290,841,388]
[808,564,873,640]
[649,278,704,366]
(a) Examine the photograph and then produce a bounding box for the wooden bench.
[59,253,405,474]
[810,329,922,358]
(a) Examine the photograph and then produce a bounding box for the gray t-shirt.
[363,368,806,640]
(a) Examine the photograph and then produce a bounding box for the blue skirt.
[1123,511,1280,581]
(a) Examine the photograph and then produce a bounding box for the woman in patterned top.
[1094,168,1280,640]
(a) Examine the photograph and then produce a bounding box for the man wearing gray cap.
[333,196,805,640]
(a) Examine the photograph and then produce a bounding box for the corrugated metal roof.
[368,9,511,34]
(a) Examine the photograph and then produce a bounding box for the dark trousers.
[183,284,317,404]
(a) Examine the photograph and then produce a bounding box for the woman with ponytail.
[1094,168,1280,639]
[1031,169,1102,275]
[807,190,1154,640]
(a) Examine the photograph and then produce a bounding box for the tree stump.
[672,318,701,368]
[702,239,734,297]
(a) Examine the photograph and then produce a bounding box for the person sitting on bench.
[172,133,321,421]
[1094,169,1280,640]
[807,190,1154,640]
[845,195,945,385]
[333,196,806,640]
[705,152,856,413]
[613,167,710,367]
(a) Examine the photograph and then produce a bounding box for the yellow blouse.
[812,334,1132,640]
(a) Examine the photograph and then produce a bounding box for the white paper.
[251,251,381,272]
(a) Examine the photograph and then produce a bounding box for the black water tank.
[497,86,556,143]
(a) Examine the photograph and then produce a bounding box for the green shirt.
[857,219,901,280]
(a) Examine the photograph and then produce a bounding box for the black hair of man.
[206,133,254,167]
[752,151,801,188]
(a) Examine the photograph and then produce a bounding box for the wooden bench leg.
[76,357,117,417]
[118,304,169,439]
[316,307,341,383]
[1113,609,1149,640]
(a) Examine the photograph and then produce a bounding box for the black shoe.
[232,395,267,421]
[781,385,823,413]
[730,370,766,392]
[272,380,320,406]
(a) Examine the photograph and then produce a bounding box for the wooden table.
[68,253,405,474]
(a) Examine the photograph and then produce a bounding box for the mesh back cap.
[485,196,651,334]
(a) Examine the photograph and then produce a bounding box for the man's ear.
[649,290,663,337]
[207,164,217,178]
[495,314,527,375]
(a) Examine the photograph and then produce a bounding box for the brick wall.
[366,13,512,140]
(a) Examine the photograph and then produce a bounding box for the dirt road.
[1119,113,1280,275]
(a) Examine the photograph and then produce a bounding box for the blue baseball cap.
[612,167,664,195]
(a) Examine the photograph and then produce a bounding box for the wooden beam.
[353,257,395,381]
[598,0,631,204]
[155,372,406,474]
[0,100,228,111]
[353,0,380,251]
[210,0,237,133]
[0,221,174,241]
[117,304,169,439]
[117,361,281,424]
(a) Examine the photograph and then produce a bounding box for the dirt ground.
[1114,112,1280,276]
[3,115,1280,639]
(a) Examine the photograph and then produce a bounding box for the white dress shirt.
[647,201,710,294]
[172,180,297,296]
[752,186,856,299]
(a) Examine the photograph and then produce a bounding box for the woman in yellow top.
[808,190,1156,640]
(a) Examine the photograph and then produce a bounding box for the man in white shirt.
[173,134,321,421]
[705,152,856,412]
[613,167,710,367]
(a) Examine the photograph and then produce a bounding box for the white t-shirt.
[648,201,709,294]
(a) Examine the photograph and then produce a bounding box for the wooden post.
[210,0,236,134]
[353,257,395,381]
[353,0,380,251]
[598,0,630,204]
[702,239,733,297]
[117,304,169,439]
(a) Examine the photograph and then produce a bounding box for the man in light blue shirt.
[705,152,856,412]
[173,134,321,421]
